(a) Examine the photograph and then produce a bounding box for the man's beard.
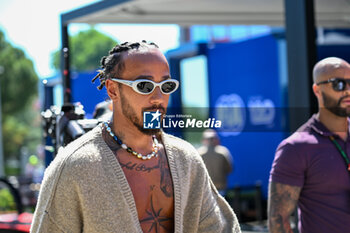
[119,88,166,135]
[322,92,350,117]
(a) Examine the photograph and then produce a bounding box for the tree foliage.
[0,30,40,171]
[52,28,118,71]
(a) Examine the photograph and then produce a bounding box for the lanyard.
[329,136,350,173]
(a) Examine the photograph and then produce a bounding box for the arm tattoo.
[268,182,301,233]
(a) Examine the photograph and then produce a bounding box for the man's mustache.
[142,105,166,114]
[338,95,350,106]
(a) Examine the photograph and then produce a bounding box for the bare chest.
[117,151,174,233]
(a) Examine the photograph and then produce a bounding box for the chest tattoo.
[159,155,173,197]
[140,195,173,232]
[103,128,174,199]
[119,161,159,173]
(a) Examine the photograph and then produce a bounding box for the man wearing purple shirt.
[268,57,350,233]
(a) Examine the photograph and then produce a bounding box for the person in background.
[198,129,233,196]
[268,57,350,233]
[31,41,240,233]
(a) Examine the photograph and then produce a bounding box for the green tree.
[0,30,40,174]
[52,28,118,71]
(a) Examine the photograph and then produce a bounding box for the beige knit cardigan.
[31,125,240,233]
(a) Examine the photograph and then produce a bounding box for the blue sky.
[0,0,180,78]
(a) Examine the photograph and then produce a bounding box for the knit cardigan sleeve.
[197,178,240,233]
[30,146,84,233]
[194,164,240,233]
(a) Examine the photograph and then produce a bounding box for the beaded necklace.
[103,122,159,160]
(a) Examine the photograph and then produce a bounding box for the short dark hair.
[92,40,159,90]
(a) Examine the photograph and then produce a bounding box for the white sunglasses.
[111,78,179,95]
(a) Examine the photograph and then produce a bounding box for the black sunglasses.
[316,78,350,92]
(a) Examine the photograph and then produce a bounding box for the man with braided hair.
[31,41,240,233]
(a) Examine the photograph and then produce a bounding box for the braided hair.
[92,40,159,90]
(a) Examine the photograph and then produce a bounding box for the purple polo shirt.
[270,114,350,233]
